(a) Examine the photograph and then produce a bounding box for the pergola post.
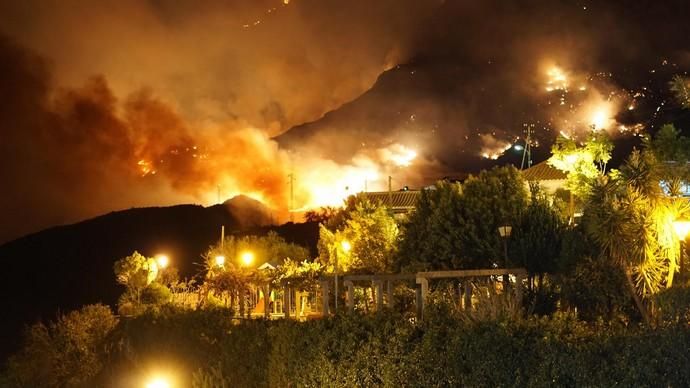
[295,290,302,319]
[457,281,463,310]
[387,280,394,308]
[344,280,354,312]
[264,284,271,319]
[320,280,330,316]
[415,277,429,321]
[374,280,384,312]
[515,272,523,304]
[463,279,473,311]
[283,285,291,319]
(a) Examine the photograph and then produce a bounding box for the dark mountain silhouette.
[0,196,318,360]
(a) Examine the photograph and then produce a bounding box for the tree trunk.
[624,266,650,326]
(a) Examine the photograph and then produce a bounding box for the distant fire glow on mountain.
[537,61,642,140]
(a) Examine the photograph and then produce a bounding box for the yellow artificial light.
[145,375,171,388]
[341,240,351,253]
[673,220,690,241]
[240,251,255,266]
[155,254,169,269]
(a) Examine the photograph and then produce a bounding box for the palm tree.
[583,176,652,324]
[583,149,690,324]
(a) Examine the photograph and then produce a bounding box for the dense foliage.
[2,305,117,387]
[6,306,690,387]
[398,165,528,271]
[318,198,399,273]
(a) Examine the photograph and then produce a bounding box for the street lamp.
[498,225,512,290]
[215,255,226,268]
[155,254,169,269]
[334,240,351,312]
[145,375,171,388]
[673,219,690,280]
[240,251,255,267]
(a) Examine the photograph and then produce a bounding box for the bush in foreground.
[5,305,690,387]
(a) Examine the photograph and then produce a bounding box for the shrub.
[8,306,690,387]
[654,285,690,324]
[3,304,117,387]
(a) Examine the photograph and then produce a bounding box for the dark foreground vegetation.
[3,302,690,387]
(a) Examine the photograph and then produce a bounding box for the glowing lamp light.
[215,255,226,267]
[498,225,512,238]
[673,220,690,241]
[240,251,255,266]
[145,376,171,388]
[513,144,524,151]
[155,254,169,269]
[341,240,352,253]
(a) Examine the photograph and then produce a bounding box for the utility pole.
[221,225,225,247]
[288,173,295,223]
[520,123,534,170]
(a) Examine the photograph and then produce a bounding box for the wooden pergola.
[316,268,528,321]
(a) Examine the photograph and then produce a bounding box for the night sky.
[2,0,690,243]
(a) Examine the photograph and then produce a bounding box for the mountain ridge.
[0,196,318,360]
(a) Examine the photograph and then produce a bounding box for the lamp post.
[673,220,690,281]
[334,240,351,312]
[498,225,512,290]
[215,255,226,268]
[155,254,169,269]
[498,225,512,264]
[240,251,255,267]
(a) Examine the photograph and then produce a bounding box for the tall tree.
[457,165,528,268]
[397,180,464,270]
[582,144,690,324]
[548,132,611,199]
[318,198,399,273]
[510,185,566,290]
[398,166,527,270]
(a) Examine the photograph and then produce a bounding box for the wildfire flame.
[379,144,418,167]
[137,159,156,176]
[134,133,418,220]
[293,143,417,210]
[479,134,511,160]
[545,66,569,92]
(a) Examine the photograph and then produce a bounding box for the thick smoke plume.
[0,0,438,242]
[3,0,690,243]
[0,36,290,242]
[0,32,428,243]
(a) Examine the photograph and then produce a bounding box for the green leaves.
[4,305,117,387]
[113,251,157,289]
[319,198,399,274]
[398,166,528,271]
[511,188,565,277]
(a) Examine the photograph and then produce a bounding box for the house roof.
[362,190,420,210]
[522,161,567,181]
